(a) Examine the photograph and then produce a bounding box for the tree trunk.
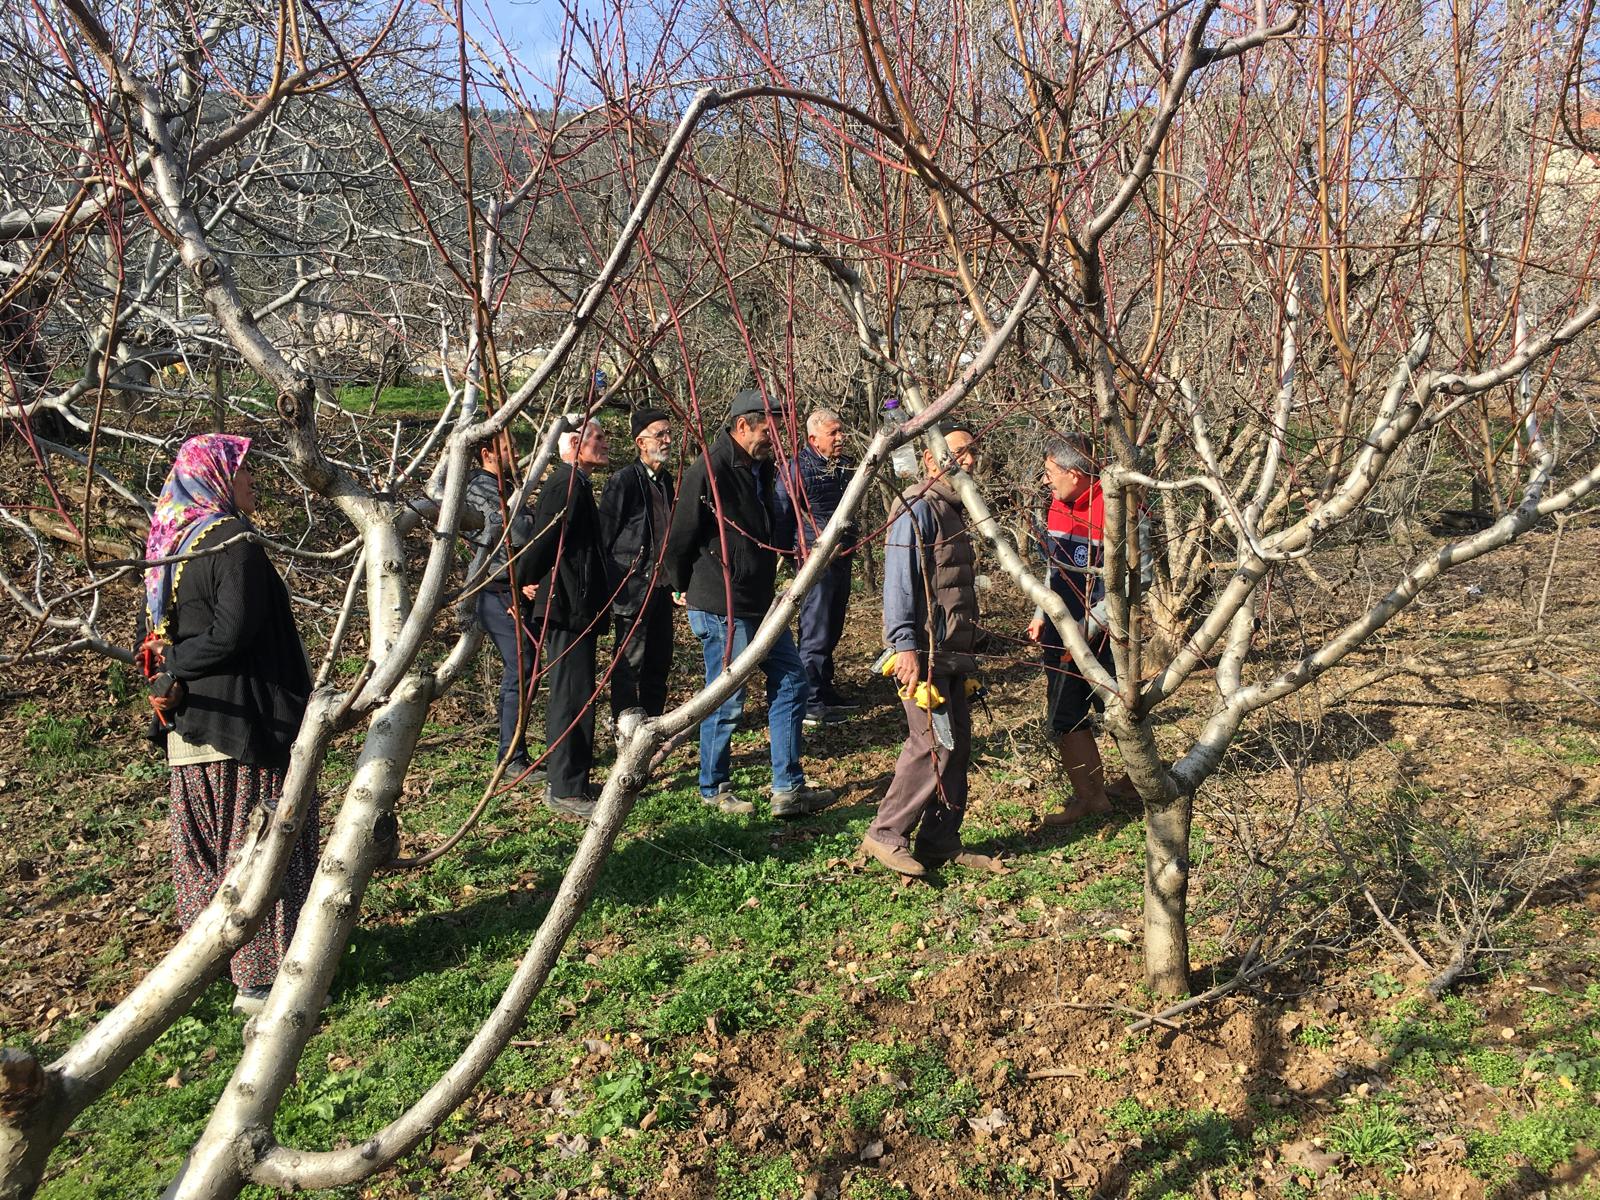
[1143,794,1194,997]
[0,1050,65,1200]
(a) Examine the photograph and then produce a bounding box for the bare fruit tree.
[3,0,1600,1193]
[700,0,1600,997]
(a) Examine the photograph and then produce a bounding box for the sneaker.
[544,793,597,822]
[822,689,861,711]
[700,787,755,816]
[859,836,925,877]
[802,705,844,727]
[770,784,837,819]
[231,985,272,1016]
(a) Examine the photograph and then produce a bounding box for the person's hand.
[520,583,538,601]
[1025,615,1044,643]
[671,591,687,608]
[150,677,185,719]
[892,650,921,689]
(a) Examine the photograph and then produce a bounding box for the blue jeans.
[686,609,807,796]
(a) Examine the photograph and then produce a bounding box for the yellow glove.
[900,680,946,711]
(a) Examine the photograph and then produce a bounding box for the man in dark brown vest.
[862,420,1004,877]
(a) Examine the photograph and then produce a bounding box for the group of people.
[466,390,856,820]
[135,396,1120,1014]
[466,390,1125,875]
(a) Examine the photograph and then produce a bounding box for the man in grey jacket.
[863,421,1003,878]
[464,432,539,777]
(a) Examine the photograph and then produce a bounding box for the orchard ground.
[3,523,1600,1200]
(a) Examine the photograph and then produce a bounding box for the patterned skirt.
[168,760,319,990]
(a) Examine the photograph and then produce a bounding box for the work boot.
[860,836,925,877]
[504,758,547,788]
[1104,774,1141,804]
[701,786,755,816]
[770,784,837,819]
[544,793,597,822]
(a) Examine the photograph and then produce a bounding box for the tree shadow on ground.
[1092,936,1600,1200]
[1224,707,1398,773]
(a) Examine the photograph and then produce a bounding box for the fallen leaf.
[968,1108,1009,1135]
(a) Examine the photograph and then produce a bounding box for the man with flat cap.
[664,388,836,819]
[599,407,680,725]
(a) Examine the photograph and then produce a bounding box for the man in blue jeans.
[664,389,837,818]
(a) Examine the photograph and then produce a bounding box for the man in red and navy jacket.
[1024,434,1140,825]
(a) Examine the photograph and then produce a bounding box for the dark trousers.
[610,588,675,718]
[868,673,971,859]
[798,556,852,706]
[542,624,597,799]
[478,590,537,765]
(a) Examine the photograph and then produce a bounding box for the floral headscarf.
[144,433,252,635]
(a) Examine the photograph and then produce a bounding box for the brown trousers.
[867,673,971,859]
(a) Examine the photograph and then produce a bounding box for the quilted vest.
[891,478,979,675]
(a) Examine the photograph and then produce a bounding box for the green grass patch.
[1370,995,1479,1081]
[1465,1047,1522,1088]
[839,1042,979,1137]
[1101,1097,1250,1199]
[335,380,451,418]
[23,712,109,779]
[1467,1109,1600,1192]
[585,1055,712,1137]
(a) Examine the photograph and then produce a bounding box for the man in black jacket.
[523,415,612,818]
[599,407,678,724]
[664,389,835,819]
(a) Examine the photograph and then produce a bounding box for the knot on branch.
[372,811,399,859]
[191,255,222,285]
[240,1123,276,1165]
[0,1048,46,1118]
[275,379,315,426]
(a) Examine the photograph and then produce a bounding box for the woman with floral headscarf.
[143,434,315,1016]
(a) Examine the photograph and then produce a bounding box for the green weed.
[1101,1098,1249,1199]
[1296,1023,1335,1050]
[1371,996,1478,1080]
[715,1150,804,1200]
[843,1177,912,1200]
[1464,1048,1522,1088]
[1466,1109,1600,1190]
[1326,1102,1414,1171]
[24,713,107,778]
[1367,971,1404,999]
[585,1057,712,1138]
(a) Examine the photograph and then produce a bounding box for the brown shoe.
[860,836,926,877]
[949,851,1009,875]
[1042,795,1113,827]
[916,846,1009,874]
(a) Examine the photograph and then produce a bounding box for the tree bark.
[1143,793,1194,998]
